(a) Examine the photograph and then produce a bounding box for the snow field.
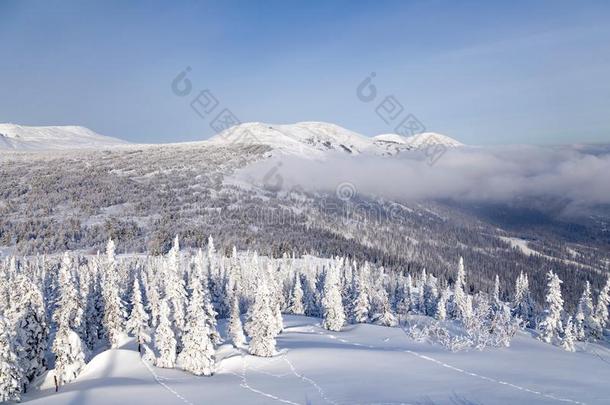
[23,315,610,405]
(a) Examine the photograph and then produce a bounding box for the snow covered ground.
[23,316,610,405]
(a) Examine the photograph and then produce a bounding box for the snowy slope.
[208,122,463,157]
[0,123,128,151]
[24,316,610,405]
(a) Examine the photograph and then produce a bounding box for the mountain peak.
[404,132,463,148]
[208,121,371,156]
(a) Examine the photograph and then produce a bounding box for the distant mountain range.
[208,122,464,156]
[0,123,128,151]
[0,122,463,155]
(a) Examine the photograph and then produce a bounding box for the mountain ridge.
[0,123,128,151]
[0,121,464,155]
[208,121,464,156]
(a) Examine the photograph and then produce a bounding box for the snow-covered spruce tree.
[207,235,217,269]
[102,239,126,348]
[466,295,474,321]
[574,296,585,340]
[1,258,18,313]
[52,254,87,386]
[52,253,84,334]
[490,305,519,348]
[464,293,493,350]
[164,235,187,349]
[0,262,9,315]
[313,269,326,317]
[288,273,305,315]
[371,287,398,327]
[451,257,469,321]
[595,277,610,330]
[322,262,346,331]
[196,270,220,343]
[85,271,105,351]
[422,273,439,317]
[491,274,502,313]
[561,316,576,352]
[435,287,449,321]
[145,266,161,328]
[302,274,318,317]
[512,272,536,328]
[154,300,177,368]
[52,320,87,388]
[52,254,88,350]
[538,271,564,344]
[273,293,284,336]
[262,262,284,336]
[13,275,49,385]
[177,277,216,376]
[388,272,404,316]
[575,281,601,341]
[416,268,426,314]
[245,274,277,357]
[163,235,187,349]
[342,260,357,317]
[387,271,401,313]
[199,273,221,346]
[220,269,234,319]
[228,285,246,348]
[351,265,370,323]
[208,266,226,318]
[126,277,150,353]
[0,316,23,402]
[396,274,414,317]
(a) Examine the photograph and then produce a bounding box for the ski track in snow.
[138,337,331,405]
[402,349,586,405]
[313,327,586,405]
[282,354,338,405]
[318,328,586,405]
[140,346,301,405]
[232,352,301,405]
[140,356,196,405]
[233,348,338,405]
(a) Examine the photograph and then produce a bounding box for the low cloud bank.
[237,144,610,214]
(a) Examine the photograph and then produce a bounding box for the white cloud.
[237,144,610,214]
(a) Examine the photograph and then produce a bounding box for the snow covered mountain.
[0,123,128,151]
[208,121,463,157]
[207,121,372,156]
[372,132,464,155]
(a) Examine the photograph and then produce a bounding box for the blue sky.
[1,0,609,145]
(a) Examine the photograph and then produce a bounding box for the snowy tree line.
[1,142,608,314]
[1,236,610,401]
